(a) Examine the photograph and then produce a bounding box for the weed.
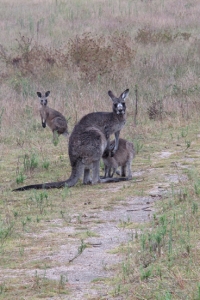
[58,274,67,293]
[192,202,198,214]
[23,153,39,172]
[16,172,26,184]
[194,180,200,196]
[181,126,188,138]
[69,239,87,263]
[133,139,144,154]
[147,100,163,120]
[0,282,5,295]
[122,261,130,280]
[140,266,152,280]
[42,159,50,170]
[78,239,87,254]
[19,246,25,256]
[162,291,172,300]
[140,233,147,251]
[114,284,121,296]
[53,131,59,146]
[28,190,49,214]
[185,140,191,149]
[196,284,200,300]
[0,219,15,247]
[61,185,71,200]
[60,210,71,223]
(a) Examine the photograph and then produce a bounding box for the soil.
[27,171,165,299]
[1,150,188,299]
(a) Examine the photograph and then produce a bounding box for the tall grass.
[0,0,199,141]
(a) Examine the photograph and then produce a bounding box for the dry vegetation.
[1,0,200,299]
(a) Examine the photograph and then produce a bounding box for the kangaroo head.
[108,89,129,115]
[37,91,50,106]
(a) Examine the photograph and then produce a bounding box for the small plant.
[29,190,49,214]
[58,274,67,293]
[19,246,25,256]
[133,139,144,154]
[147,100,163,120]
[180,126,188,138]
[0,219,15,246]
[13,211,18,218]
[140,266,152,280]
[196,284,200,300]
[122,261,130,280]
[192,202,198,214]
[60,210,71,223]
[42,159,50,170]
[78,239,87,254]
[194,180,200,196]
[61,186,71,200]
[114,284,121,296]
[163,291,172,300]
[16,172,26,184]
[23,153,39,172]
[0,282,5,295]
[53,131,59,146]
[21,219,27,231]
[140,233,147,251]
[185,140,191,149]
[69,239,87,263]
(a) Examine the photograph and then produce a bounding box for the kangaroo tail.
[13,180,68,191]
[13,163,83,192]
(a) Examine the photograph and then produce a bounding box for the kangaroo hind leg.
[92,160,100,184]
[83,168,92,185]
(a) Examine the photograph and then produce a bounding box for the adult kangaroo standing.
[13,89,129,191]
[37,91,68,142]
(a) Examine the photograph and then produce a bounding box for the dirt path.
[24,173,161,299]
[1,148,189,299]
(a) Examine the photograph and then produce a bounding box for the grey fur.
[37,91,68,141]
[102,138,135,180]
[13,89,129,191]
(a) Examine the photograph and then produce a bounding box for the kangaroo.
[102,138,135,180]
[37,91,68,142]
[13,89,129,191]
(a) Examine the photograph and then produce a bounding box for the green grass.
[107,124,200,299]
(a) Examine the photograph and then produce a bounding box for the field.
[1,0,200,299]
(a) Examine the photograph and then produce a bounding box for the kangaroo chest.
[110,118,126,133]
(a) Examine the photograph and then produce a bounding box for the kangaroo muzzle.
[117,103,124,114]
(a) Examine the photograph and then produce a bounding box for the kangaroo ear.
[108,90,116,100]
[37,92,42,98]
[45,91,50,97]
[121,89,129,100]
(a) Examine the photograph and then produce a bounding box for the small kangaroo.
[102,138,135,180]
[13,89,129,191]
[37,91,68,142]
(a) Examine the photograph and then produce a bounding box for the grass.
[0,0,200,298]
[107,125,200,299]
